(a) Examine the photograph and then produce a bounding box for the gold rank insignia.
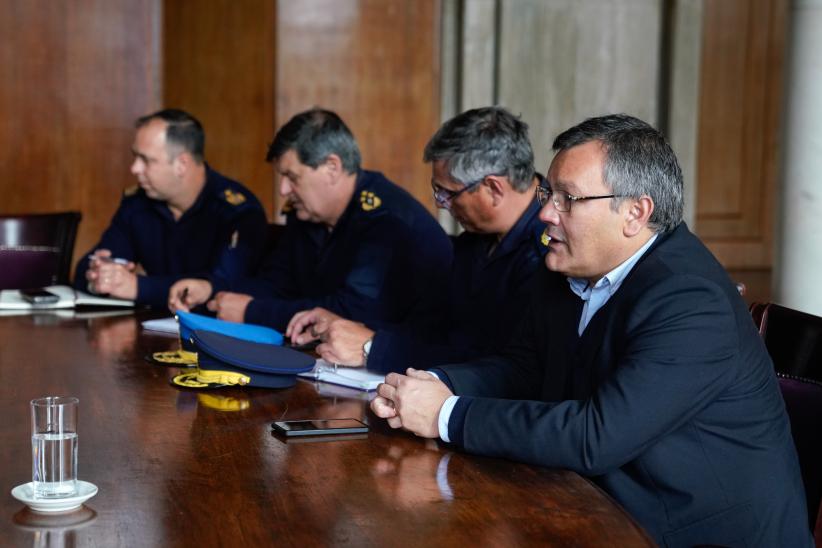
[540,227,552,246]
[123,184,139,197]
[360,190,382,211]
[223,189,247,206]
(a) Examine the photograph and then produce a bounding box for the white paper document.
[141,317,179,335]
[0,285,134,310]
[298,360,384,391]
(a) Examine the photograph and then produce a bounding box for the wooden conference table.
[0,311,654,546]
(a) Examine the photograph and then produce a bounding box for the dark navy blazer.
[213,170,453,332]
[435,224,812,547]
[74,166,268,307]
[366,198,548,373]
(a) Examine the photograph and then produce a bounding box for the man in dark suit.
[371,114,812,547]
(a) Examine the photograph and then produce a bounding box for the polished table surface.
[0,311,654,546]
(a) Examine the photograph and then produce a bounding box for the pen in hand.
[180,287,189,308]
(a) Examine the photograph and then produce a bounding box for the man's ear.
[323,154,344,182]
[172,151,191,178]
[484,176,507,207]
[623,195,654,237]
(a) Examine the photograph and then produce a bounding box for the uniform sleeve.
[447,276,740,475]
[367,240,546,373]
[206,205,269,285]
[136,203,269,307]
[242,213,451,332]
[243,232,396,331]
[210,219,298,298]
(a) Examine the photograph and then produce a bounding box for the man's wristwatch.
[362,338,373,366]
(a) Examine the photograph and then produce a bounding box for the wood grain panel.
[696,0,788,269]
[275,0,441,215]
[496,0,662,178]
[163,0,276,218]
[0,0,161,275]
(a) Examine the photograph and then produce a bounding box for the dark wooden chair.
[0,212,81,289]
[750,302,822,534]
[750,302,822,384]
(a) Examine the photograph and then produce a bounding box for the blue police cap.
[177,310,284,350]
[172,330,314,389]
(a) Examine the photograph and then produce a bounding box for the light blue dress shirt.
[435,234,658,442]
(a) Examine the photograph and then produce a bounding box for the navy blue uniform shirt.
[366,197,548,372]
[74,166,268,307]
[212,170,453,332]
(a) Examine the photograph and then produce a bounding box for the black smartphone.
[20,288,60,304]
[271,418,369,437]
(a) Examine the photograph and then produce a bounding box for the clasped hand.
[370,368,453,439]
[86,250,137,299]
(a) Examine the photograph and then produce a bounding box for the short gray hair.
[266,108,361,174]
[552,114,683,233]
[424,106,535,192]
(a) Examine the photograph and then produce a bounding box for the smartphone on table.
[271,418,369,437]
[20,288,60,304]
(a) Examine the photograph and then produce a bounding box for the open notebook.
[0,285,134,310]
[298,360,384,391]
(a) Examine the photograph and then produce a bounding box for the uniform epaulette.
[223,189,247,206]
[359,190,382,212]
[123,184,139,197]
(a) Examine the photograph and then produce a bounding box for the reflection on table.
[0,312,653,546]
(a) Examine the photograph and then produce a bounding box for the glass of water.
[31,396,79,498]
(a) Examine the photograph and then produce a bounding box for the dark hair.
[424,106,535,192]
[136,109,205,163]
[552,114,683,233]
[266,108,361,173]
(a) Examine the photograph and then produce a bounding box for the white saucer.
[11,481,98,513]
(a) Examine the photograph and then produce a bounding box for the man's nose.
[279,177,292,196]
[538,199,560,224]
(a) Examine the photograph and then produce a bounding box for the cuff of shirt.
[437,395,459,443]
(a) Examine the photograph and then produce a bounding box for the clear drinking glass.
[31,396,79,498]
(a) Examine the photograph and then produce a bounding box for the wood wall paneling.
[696,0,786,259]
[495,0,662,175]
[275,0,441,214]
[695,0,788,302]
[0,0,162,274]
[163,0,277,219]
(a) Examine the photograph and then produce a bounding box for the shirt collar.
[568,233,658,298]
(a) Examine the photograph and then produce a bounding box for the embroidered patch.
[224,189,247,206]
[360,190,382,211]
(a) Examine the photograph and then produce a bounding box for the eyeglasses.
[432,178,484,209]
[535,185,621,213]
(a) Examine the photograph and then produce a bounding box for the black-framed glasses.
[432,178,484,209]
[535,185,621,213]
